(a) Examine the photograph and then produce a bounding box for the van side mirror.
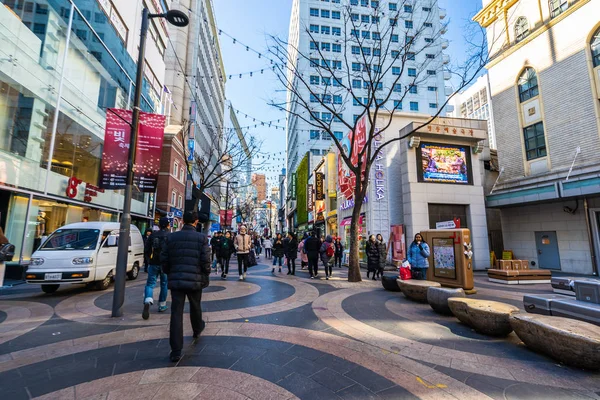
[108,236,117,247]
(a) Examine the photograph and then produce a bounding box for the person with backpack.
[142,217,170,320]
[218,231,234,279]
[304,231,321,279]
[319,235,335,280]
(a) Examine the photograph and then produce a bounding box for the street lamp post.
[112,7,189,318]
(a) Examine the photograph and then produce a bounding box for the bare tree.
[180,122,261,212]
[269,1,490,282]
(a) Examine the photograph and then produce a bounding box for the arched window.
[592,28,600,68]
[518,68,539,103]
[549,0,568,19]
[515,17,529,42]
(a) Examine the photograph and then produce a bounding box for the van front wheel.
[41,284,60,294]
[127,263,140,280]
[95,272,112,291]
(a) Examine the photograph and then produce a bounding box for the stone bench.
[397,279,441,302]
[427,287,466,315]
[510,314,600,370]
[381,275,402,292]
[448,298,520,336]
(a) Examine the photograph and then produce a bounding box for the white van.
[26,222,144,293]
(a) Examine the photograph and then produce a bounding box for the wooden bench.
[487,268,551,285]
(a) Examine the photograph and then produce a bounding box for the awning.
[340,215,364,227]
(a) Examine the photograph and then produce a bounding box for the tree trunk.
[347,181,365,282]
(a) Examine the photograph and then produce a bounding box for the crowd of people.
[135,217,420,362]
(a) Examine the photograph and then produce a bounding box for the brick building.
[474,0,600,275]
[155,127,187,230]
[252,174,267,202]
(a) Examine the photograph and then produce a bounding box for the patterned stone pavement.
[0,260,599,399]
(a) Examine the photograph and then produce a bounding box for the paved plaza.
[0,261,599,399]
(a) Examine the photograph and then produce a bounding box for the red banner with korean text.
[99,108,166,192]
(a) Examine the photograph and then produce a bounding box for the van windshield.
[40,229,100,251]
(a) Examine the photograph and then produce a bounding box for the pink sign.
[338,115,368,200]
[100,108,165,192]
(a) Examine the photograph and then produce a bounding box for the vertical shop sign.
[337,115,368,200]
[100,109,166,192]
[373,130,386,201]
[315,172,325,200]
[390,225,406,262]
[307,184,314,212]
[290,173,297,200]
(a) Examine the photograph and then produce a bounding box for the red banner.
[135,112,166,192]
[100,109,131,189]
[338,115,368,200]
[99,108,165,192]
[220,209,234,226]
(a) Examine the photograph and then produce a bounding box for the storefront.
[338,214,367,263]
[0,1,158,267]
[335,114,490,270]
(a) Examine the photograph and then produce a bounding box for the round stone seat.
[427,287,466,315]
[510,314,600,370]
[448,298,519,336]
[397,279,441,302]
[381,275,402,292]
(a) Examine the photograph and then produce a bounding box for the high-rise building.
[285,0,450,178]
[251,174,267,202]
[165,0,225,224]
[474,0,600,275]
[449,74,496,150]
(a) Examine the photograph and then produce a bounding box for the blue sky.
[213,0,484,193]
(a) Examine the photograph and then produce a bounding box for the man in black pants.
[161,211,211,362]
[304,231,321,279]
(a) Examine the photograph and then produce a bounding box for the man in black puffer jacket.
[161,211,211,362]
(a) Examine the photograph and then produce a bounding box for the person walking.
[142,228,152,273]
[253,234,262,257]
[298,233,309,269]
[271,233,284,274]
[218,231,234,279]
[210,231,222,272]
[160,211,211,362]
[304,231,321,279]
[366,235,380,280]
[142,217,170,320]
[319,235,334,280]
[334,237,344,269]
[234,225,252,280]
[376,234,387,279]
[407,233,430,280]
[263,236,273,259]
[285,232,298,275]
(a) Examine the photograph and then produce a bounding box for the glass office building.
[0,0,160,264]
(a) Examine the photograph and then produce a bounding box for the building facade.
[474,0,600,275]
[165,0,225,227]
[285,0,451,192]
[251,173,267,202]
[449,74,497,150]
[0,0,171,266]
